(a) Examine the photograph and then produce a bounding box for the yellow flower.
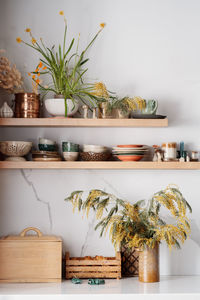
[16,37,22,43]
[32,75,36,79]
[38,61,43,68]
[100,23,106,28]
[25,28,31,33]
[93,82,109,98]
[59,10,64,16]
[31,38,36,44]
[28,72,31,76]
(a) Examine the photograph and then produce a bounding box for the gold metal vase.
[139,243,160,283]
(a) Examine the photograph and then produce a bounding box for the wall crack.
[20,170,53,231]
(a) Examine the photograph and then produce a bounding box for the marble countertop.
[0,276,200,299]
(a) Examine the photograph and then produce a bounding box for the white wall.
[0,0,200,275]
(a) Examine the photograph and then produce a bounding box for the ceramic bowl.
[80,152,111,161]
[39,138,56,145]
[62,142,79,152]
[115,154,143,161]
[0,141,32,157]
[5,156,26,161]
[117,144,145,148]
[82,144,108,153]
[63,152,79,161]
[38,144,57,151]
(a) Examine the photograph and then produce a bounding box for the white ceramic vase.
[45,98,79,117]
[0,101,14,118]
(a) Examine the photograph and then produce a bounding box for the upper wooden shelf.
[0,161,199,169]
[0,118,168,127]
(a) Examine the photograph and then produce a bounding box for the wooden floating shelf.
[0,118,168,127]
[0,161,200,169]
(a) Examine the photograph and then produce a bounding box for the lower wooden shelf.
[0,161,200,169]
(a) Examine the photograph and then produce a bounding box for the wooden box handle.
[20,227,42,237]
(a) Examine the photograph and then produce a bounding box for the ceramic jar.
[139,243,159,283]
[0,102,14,118]
[162,143,177,160]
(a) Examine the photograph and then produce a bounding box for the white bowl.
[82,144,108,153]
[45,98,79,117]
[63,152,79,161]
[0,141,32,157]
[39,138,56,145]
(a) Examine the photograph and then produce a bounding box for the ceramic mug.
[62,142,79,152]
[38,144,57,151]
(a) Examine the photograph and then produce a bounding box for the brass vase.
[98,103,129,119]
[14,93,40,118]
[98,102,112,119]
[139,243,160,283]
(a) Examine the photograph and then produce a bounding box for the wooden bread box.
[0,227,62,282]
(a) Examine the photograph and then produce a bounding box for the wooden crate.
[0,227,62,282]
[65,252,121,279]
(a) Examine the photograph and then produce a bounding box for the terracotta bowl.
[116,155,143,161]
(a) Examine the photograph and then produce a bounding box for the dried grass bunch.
[0,50,23,93]
[66,185,192,251]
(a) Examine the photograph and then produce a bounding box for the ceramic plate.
[132,114,167,119]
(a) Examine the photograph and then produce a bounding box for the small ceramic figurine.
[0,101,14,118]
[153,146,164,162]
[92,107,97,119]
[186,152,190,162]
[82,105,88,118]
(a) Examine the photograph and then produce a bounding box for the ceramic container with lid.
[0,227,62,282]
[162,142,177,160]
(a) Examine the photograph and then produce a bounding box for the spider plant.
[16,11,105,116]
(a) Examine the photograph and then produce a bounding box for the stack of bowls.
[38,138,57,152]
[80,144,111,161]
[32,151,62,161]
[112,144,148,161]
[62,142,79,161]
[32,138,61,161]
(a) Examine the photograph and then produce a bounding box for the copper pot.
[14,93,40,118]
[139,243,160,283]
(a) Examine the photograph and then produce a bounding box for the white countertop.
[0,276,200,299]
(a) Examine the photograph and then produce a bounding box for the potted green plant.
[65,185,192,282]
[16,11,105,117]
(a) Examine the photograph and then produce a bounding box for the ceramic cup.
[63,152,79,161]
[39,138,56,145]
[62,142,79,152]
[38,144,57,151]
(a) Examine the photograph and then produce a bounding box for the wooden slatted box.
[66,252,121,279]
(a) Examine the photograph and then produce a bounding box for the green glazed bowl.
[38,144,56,151]
[62,142,79,152]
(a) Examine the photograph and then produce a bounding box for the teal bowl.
[62,142,79,152]
[38,144,56,151]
